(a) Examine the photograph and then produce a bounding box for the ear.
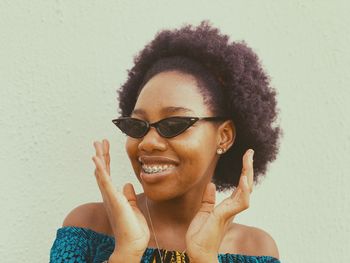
[217,120,235,152]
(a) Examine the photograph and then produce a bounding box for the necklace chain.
[145,197,186,263]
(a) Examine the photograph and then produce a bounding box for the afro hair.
[117,20,283,192]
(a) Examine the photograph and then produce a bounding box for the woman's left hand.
[185,149,254,263]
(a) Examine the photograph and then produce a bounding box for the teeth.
[142,164,175,174]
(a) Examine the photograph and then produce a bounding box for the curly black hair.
[117,20,283,192]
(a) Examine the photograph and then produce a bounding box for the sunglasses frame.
[112,116,227,138]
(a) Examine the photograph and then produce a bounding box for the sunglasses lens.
[117,118,148,138]
[158,118,193,138]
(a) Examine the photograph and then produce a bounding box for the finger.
[92,155,111,186]
[92,156,114,203]
[92,155,144,241]
[92,156,128,208]
[232,174,250,205]
[238,175,250,197]
[198,182,216,214]
[94,141,103,157]
[93,141,106,169]
[123,183,138,208]
[216,176,250,221]
[247,149,254,190]
[92,155,116,200]
[102,139,111,174]
[241,149,254,193]
[235,175,250,207]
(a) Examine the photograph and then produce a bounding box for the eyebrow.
[131,106,195,116]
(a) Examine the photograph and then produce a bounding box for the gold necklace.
[145,197,187,263]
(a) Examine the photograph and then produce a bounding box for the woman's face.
[126,70,221,200]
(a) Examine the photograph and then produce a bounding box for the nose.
[138,127,167,153]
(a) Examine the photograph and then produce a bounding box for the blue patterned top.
[50,226,280,262]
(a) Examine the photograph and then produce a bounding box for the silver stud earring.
[217,148,224,154]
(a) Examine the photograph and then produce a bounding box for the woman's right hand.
[92,139,150,259]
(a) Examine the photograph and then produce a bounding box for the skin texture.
[64,70,279,261]
[118,20,283,191]
[127,71,234,218]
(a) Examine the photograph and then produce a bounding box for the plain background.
[1,1,349,262]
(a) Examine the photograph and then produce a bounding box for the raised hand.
[185,149,254,263]
[92,139,150,259]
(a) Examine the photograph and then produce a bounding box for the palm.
[113,184,150,254]
[186,150,254,260]
[185,183,226,257]
[93,139,150,256]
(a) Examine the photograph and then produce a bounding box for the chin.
[141,184,181,202]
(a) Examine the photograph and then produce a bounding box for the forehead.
[133,71,210,117]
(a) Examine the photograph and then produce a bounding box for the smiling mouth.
[141,164,176,174]
[138,156,179,175]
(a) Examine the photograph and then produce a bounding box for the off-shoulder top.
[50,226,280,262]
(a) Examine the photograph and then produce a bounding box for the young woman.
[50,20,282,263]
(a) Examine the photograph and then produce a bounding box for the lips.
[138,156,179,166]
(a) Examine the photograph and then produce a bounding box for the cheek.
[177,140,201,164]
[126,137,137,155]
[171,138,216,188]
[125,138,140,170]
[174,132,217,166]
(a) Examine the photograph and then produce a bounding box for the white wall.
[1,1,349,262]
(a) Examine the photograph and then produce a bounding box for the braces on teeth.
[142,165,174,174]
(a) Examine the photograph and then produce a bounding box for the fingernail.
[250,150,254,162]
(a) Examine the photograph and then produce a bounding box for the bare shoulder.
[245,225,280,259]
[221,223,280,259]
[62,202,112,236]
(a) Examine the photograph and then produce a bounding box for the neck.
[138,163,218,231]
[139,183,209,232]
